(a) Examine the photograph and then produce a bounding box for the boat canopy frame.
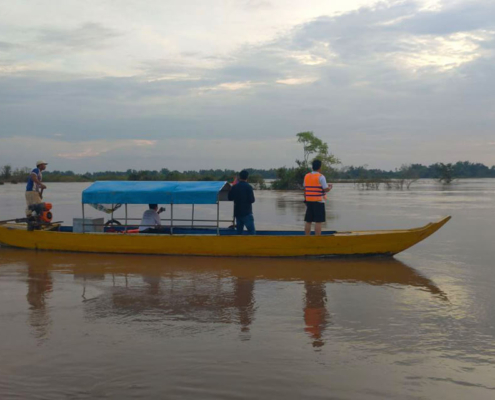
[81,181,233,234]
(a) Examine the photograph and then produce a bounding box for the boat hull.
[0,217,450,257]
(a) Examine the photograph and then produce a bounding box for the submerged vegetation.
[352,164,419,190]
[435,163,456,184]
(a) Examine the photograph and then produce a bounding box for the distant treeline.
[333,161,495,180]
[0,166,274,189]
[1,161,494,186]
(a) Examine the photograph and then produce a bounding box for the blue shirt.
[26,168,42,192]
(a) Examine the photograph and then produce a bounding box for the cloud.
[0,41,15,51]
[396,1,495,35]
[133,140,157,146]
[291,52,329,65]
[36,23,121,52]
[276,77,318,85]
[0,0,495,170]
[241,0,272,11]
[58,148,104,159]
[199,81,255,92]
[56,139,158,159]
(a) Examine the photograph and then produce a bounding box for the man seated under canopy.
[139,204,165,233]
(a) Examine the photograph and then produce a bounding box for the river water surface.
[0,180,494,399]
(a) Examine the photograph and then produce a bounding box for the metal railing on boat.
[81,203,234,235]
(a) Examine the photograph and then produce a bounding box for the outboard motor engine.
[27,202,53,230]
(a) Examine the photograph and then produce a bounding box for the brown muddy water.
[0,180,494,399]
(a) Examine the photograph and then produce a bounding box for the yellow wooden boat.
[0,216,450,257]
[0,181,451,257]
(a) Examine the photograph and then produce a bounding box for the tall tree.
[296,131,340,171]
[1,165,12,180]
[436,163,455,184]
[273,132,340,189]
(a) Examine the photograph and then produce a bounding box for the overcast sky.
[0,0,494,172]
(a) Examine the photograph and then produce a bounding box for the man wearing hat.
[25,160,48,216]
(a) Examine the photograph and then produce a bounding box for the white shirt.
[313,171,329,190]
[139,209,161,232]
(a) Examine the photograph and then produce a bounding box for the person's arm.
[320,175,331,193]
[31,171,46,190]
[154,211,162,227]
[249,185,255,203]
[228,186,236,201]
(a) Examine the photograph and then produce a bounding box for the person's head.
[36,160,48,171]
[149,204,158,210]
[239,170,249,181]
[312,159,322,171]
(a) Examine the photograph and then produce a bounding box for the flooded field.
[1,180,494,399]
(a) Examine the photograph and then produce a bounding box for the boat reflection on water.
[26,260,53,341]
[304,282,329,348]
[0,249,446,346]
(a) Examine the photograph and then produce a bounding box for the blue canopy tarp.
[82,181,231,205]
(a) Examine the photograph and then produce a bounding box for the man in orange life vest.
[304,159,332,236]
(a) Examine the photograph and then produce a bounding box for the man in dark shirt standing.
[228,170,256,235]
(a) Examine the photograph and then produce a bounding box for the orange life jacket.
[304,172,325,202]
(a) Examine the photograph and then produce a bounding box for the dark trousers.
[236,214,256,235]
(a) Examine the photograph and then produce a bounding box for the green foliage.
[451,161,492,178]
[1,160,493,189]
[0,165,274,190]
[127,169,162,181]
[436,163,455,184]
[297,132,324,166]
[333,161,495,181]
[248,174,267,190]
[296,131,340,171]
[273,132,340,189]
[271,166,308,190]
[11,167,30,183]
[1,165,12,180]
[42,170,88,182]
